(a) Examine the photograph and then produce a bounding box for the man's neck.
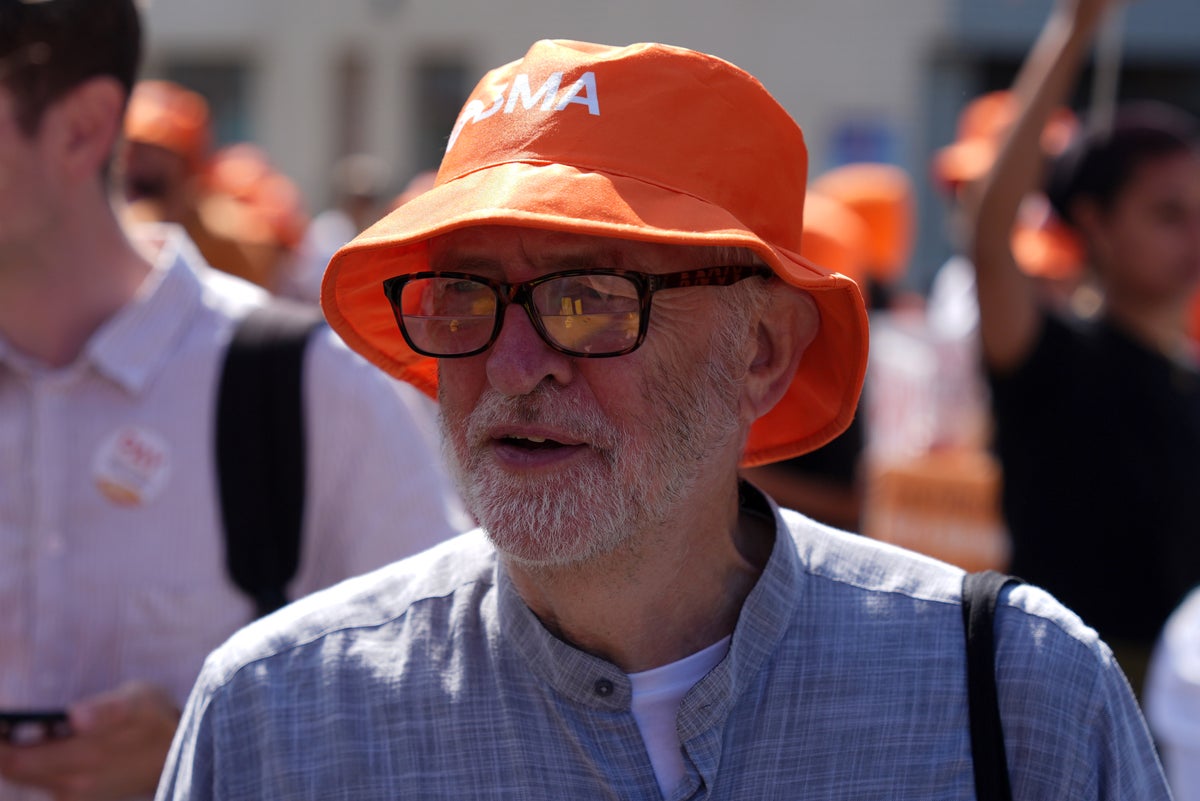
[504,480,775,673]
[0,203,152,368]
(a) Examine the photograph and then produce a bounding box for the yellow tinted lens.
[401,277,496,354]
[533,274,641,355]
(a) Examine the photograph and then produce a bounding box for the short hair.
[1047,101,1200,226]
[0,0,142,135]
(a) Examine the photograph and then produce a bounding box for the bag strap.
[216,300,325,619]
[962,570,1024,801]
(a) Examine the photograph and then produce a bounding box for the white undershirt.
[628,636,731,797]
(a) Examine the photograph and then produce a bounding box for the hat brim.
[322,160,867,467]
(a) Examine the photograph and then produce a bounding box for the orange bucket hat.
[123,80,212,171]
[933,89,1078,193]
[322,39,869,467]
[1011,193,1084,281]
[811,163,914,283]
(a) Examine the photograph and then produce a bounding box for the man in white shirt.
[0,2,468,799]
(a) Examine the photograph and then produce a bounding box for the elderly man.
[158,40,1168,799]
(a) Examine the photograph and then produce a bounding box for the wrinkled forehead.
[427,224,753,277]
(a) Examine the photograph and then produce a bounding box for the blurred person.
[746,164,918,533]
[1144,586,1200,800]
[968,0,1200,691]
[885,90,1089,576]
[198,143,310,294]
[0,2,468,799]
[119,79,259,287]
[812,162,918,311]
[282,153,390,304]
[160,39,1166,799]
[928,88,1084,340]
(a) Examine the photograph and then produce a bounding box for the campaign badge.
[92,425,171,507]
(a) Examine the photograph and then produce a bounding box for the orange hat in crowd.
[811,163,914,284]
[800,191,870,289]
[933,89,1078,193]
[1011,193,1085,281]
[204,143,308,250]
[123,80,212,171]
[323,39,869,466]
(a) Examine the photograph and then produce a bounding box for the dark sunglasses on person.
[382,265,771,358]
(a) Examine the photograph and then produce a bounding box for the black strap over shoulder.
[216,299,325,619]
[962,570,1024,801]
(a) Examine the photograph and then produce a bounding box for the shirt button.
[593,678,614,697]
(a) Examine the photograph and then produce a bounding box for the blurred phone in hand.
[0,711,72,746]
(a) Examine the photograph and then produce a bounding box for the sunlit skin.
[432,225,816,671]
[1076,150,1200,309]
[0,79,150,368]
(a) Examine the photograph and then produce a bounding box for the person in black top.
[968,0,1200,690]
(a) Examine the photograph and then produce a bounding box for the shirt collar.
[497,558,631,711]
[496,482,804,718]
[83,224,207,394]
[678,484,801,732]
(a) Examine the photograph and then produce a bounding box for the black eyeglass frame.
[382,264,772,359]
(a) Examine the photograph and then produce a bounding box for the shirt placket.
[27,370,74,705]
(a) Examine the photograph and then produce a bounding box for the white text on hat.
[446,71,600,152]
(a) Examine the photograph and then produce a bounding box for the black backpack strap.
[962,570,1024,801]
[216,299,325,619]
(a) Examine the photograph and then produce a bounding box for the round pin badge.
[92,425,171,507]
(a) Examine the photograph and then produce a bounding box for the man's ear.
[45,76,126,185]
[741,283,819,422]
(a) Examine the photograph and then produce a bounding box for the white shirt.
[1146,587,1200,801]
[629,636,731,797]
[0,225,470,800]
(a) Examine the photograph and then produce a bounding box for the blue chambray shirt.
[157,487,1170,800]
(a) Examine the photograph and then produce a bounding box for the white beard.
[440,337,745,569]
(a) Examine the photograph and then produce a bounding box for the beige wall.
[140,0,951,209]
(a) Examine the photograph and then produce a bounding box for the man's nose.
[484,303,574,395]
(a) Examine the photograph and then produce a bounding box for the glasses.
[382,265,771,358]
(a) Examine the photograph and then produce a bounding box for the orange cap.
[204,143,273,200]
[123,80,211,170]
[800,191,869,288]
[203,144,309,249]
[322,40,869,466]
[811,163,914,283]
[933,90,1079,192]
[1011,193,1084,280]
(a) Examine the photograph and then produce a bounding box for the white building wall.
[140,0,952,213]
